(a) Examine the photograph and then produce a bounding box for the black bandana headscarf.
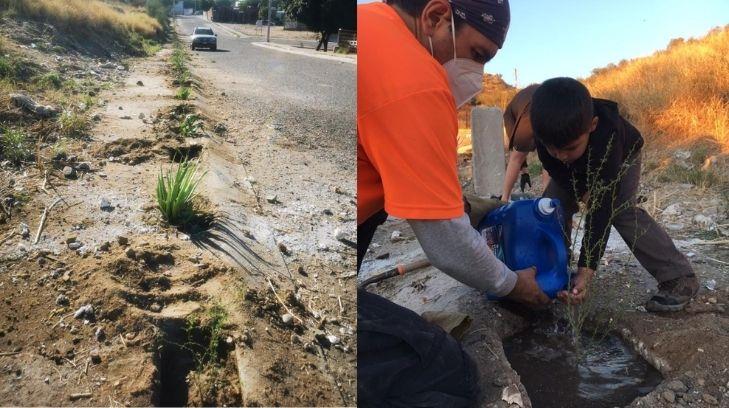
[449,0,510,48]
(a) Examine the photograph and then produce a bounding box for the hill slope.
[585,25,729,152]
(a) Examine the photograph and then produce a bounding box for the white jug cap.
[537,198,555,215]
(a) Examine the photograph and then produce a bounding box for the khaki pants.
[543,154,694,283]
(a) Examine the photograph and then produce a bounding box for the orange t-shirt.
[357,2,463,225]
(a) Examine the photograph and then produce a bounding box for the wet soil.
[503,316,662,408]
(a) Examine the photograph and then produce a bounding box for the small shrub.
[334,43,352,54]
[142,38,161,56]
[156,159,206,225]
[560,139,639,350]
[0,128,32,164]
[81,94,95,110]
[185,305,228,366]
[0,56,13,79]
[62,78,79,91]
[146,0,171,29]
[182,304,231,406]
[175,86,191,100]
[57,110,89,138]
[0,54,37,82]
[36,72,63,89]
[51,137,67,159]
[658,164,718,188]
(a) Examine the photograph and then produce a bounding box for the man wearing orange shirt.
[357,0,549,405]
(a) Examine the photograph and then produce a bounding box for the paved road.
[174,16,357,404]
[176,15,356,158]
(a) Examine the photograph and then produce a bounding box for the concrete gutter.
[251,42,357,65]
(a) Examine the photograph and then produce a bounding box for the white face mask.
[429,13,485,108]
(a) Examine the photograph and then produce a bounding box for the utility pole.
[266,0,272,42]
[514,68,518,89]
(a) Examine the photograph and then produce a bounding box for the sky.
[356,0,729,86]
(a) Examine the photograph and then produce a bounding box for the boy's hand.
[558,267,595,304]
[506,266,551,307]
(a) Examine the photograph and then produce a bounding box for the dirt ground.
[0,22,355,407]
[360,153,729,408]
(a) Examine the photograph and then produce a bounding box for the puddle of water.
[503,320,662,408]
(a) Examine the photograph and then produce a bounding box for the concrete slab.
[471,107,506,198]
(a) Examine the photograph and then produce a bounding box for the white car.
[191,26,217,51]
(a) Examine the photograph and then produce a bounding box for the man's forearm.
[408,214,518,296]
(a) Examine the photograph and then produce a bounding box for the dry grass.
[476,73,519,111]
[0,0,162,39]
[459,73,517,128]
[585,25,729,151]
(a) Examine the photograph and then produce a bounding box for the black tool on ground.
[520,172,532,192]
[358,258,431,288]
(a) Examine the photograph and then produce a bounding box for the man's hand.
[506,266,550,307]
[557,267,595,304]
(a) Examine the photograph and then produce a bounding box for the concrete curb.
[251,42,357,65]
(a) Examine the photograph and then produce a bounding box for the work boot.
[645,274,699,312]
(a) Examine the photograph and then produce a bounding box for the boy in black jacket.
[530,77,698,312]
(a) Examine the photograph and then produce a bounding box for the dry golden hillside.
[585,25,729,152]
[458,72,517,128]
[0,0,162,45]
[476,72,519,110]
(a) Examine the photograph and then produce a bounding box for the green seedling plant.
[175,86,191,100]
[154,303,232,406]
[184,305,230,406]
[185,305,228,367]
[156,158,206,226]
[171,43,189,76]
[179,114,202,137]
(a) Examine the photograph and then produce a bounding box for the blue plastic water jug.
[477,198,569,299]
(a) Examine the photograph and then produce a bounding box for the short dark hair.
[530,77,594,148]
[385,0,466,30]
